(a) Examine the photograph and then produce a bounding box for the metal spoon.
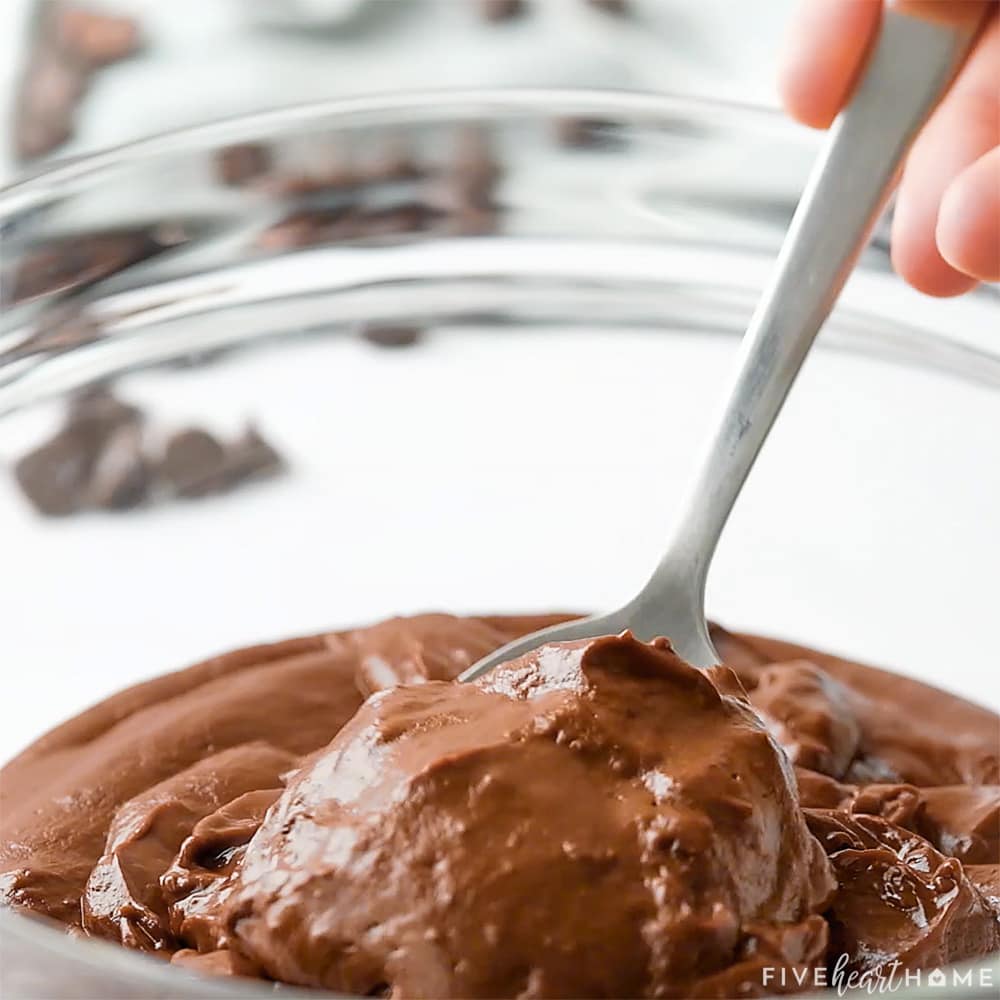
[461,6,979,682]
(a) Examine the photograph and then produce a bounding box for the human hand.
[779,0,999,296]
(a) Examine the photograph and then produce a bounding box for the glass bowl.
[0,89,997,999]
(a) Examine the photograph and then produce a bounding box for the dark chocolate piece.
[216,144,273,187]
[255,208,347,251]
[68,386,142,432]
[364,138,425,183]
[160,429,228,499]
[479,0,524,21]
[360,324,423,348]
[86,423,149,511]
[587,0,628,15]
[261,162,359,198]
[15,427,100,517]
[12,392,285,517]
[442,205,497,236]
[13,4,141,161]
[257,201,437,250]
[0,308,102,364]
[13,388,142,517]
[420,126,501,236]
[449,126,500,209]
[352,202,436,238]
[7,228,172,305]
[12,47,86,159]
[553,115,622,148]
[218,425,285,488]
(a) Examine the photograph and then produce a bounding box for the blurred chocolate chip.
[51,4,142,68]
[7,227,168,304]
[553,116,622,148]
[258,200,437,250]
[480,0,524,21]
[13,47,87,159]
[68,386,142,433]
[450,126,500,209]
[361,324,423,348]
[14,4,141,161]
[13,389,142,517]
[219,424,285,487]
[160,347,231,371]
[21,46,87,110]
[355,202,437,239]
[86,423,149,510]
[364,138,425,184]
[587,0,628,14]
[14,101,75,160]
[216,143,273,187]
[15,428,100,517]
[12,393,286,517]
[263,161,359,198]
[255,207,346,250]
[419,128,501,235]
[444,205,497,236]
[0,307,102,364]
[160,429,228,498]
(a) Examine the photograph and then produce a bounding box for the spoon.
[461,6,980,682]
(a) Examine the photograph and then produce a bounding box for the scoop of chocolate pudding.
[223,633,835,997]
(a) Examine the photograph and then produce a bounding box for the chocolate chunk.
[13,394,284,517]
[86,423,149,511]
[587,0,628,15]
[262,162,359,198]
[421,126,501,235]
[13,47,87,160]
[14,100,75,160]
[361,325,423,348]
[8,228,167,304]
[0,308,102,364]
[255,208,347,251]
[450,126,500,209]
[13,389,141,517]
[51,4,142,68]
[14,4,141,162]
[68,386,142,433]
[160,348,231,371]
[218,425,285,487]
[354,202,436,239]
[479,0,524,21]
[553,116,622,148]
[443,206,497,236]
[216,144,273,187]
[15,427,100,517]
[257,201,437,250]
[364,138,425,184]
[160,429,228,499]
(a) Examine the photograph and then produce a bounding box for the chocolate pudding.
[1,614,997,996]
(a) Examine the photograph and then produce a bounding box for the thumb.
[936,147,1000,283]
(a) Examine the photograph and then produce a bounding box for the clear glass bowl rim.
[2,86,997,385]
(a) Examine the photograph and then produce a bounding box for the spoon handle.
[645,7,979,610]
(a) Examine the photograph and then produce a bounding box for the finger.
[891,12,1000,296]
[937,146,1000,282]
[778,0,882,129]
[889,1,992,30]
